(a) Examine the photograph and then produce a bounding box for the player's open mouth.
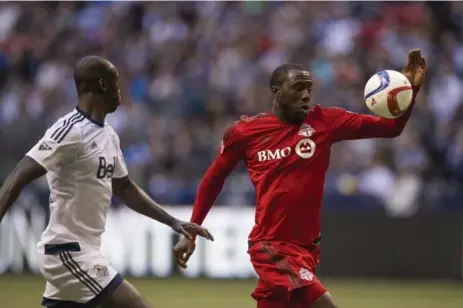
[299,105,310,112]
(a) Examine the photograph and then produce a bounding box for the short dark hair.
[74,55,116,95]
[270,63,306,89]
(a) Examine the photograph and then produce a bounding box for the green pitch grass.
[1,275,462,307]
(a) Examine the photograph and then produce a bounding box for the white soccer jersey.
[27,107,128,250]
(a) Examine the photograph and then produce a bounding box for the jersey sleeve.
[328,86,420,142]
[26,120,82,171]
[190,121,247,226]
[113,134,128,179]
[217,121,247,166]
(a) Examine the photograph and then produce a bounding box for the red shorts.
[248,241,327,307]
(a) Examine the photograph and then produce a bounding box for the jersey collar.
[75,106,105,127]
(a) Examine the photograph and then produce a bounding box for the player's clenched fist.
[401,48,426,86]
[170,220,214,241]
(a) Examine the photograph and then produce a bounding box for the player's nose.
[301,89,310,101]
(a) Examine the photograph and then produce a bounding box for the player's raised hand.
[401,48,426,86]
[170,219,214,241]
[173,238,196,269]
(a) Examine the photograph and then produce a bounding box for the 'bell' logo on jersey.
[257,147,291,162]
[96,157,116,179]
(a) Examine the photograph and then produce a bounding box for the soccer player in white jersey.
[0,55,213,308]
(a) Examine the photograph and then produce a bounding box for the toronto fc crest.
[298,123,315,137]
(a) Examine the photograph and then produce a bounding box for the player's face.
[104,72,122,114]
[278,70,313,123]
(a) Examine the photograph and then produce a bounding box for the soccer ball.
[364,70,413,119]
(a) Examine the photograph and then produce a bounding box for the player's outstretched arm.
[190,122,246,226]
[173,122,246,268]
[112,176,213,241]
[329,49,426,142]
[0,157,46,222]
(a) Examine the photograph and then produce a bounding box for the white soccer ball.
[364,70,413,119]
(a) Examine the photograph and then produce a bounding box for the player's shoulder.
[104,123,122,145]
[44,109,85,144]
[224,112,273,140]
[315,105,351,119]
[235,112,274,131]
[104,122,118,137]
[239,112,273,125]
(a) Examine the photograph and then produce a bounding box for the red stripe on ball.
[387,86,412,117]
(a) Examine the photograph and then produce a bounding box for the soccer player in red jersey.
[174,49,426,308]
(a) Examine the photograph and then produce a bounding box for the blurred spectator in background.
[0,2,462,215]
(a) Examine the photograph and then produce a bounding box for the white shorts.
[37,242,123,307]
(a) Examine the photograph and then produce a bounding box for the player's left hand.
[401,48,426,86]
[173,238,196,269]
[170,219,214,241]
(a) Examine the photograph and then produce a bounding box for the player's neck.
[77,101,106,126]
[271,104,298,125]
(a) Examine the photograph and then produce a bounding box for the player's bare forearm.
[113,176,214,241]
[0,175,22,222]
[0,157,46,222]
[112,176,176,226]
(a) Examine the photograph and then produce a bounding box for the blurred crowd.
[1,2,463,216]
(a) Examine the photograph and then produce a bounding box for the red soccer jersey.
[191,87,420,246]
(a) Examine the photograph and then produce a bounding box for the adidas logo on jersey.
[91,141,98,149]
[39,142,52,151]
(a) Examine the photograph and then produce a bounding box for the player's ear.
[98,78,107,94]
[271,86,279,95]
